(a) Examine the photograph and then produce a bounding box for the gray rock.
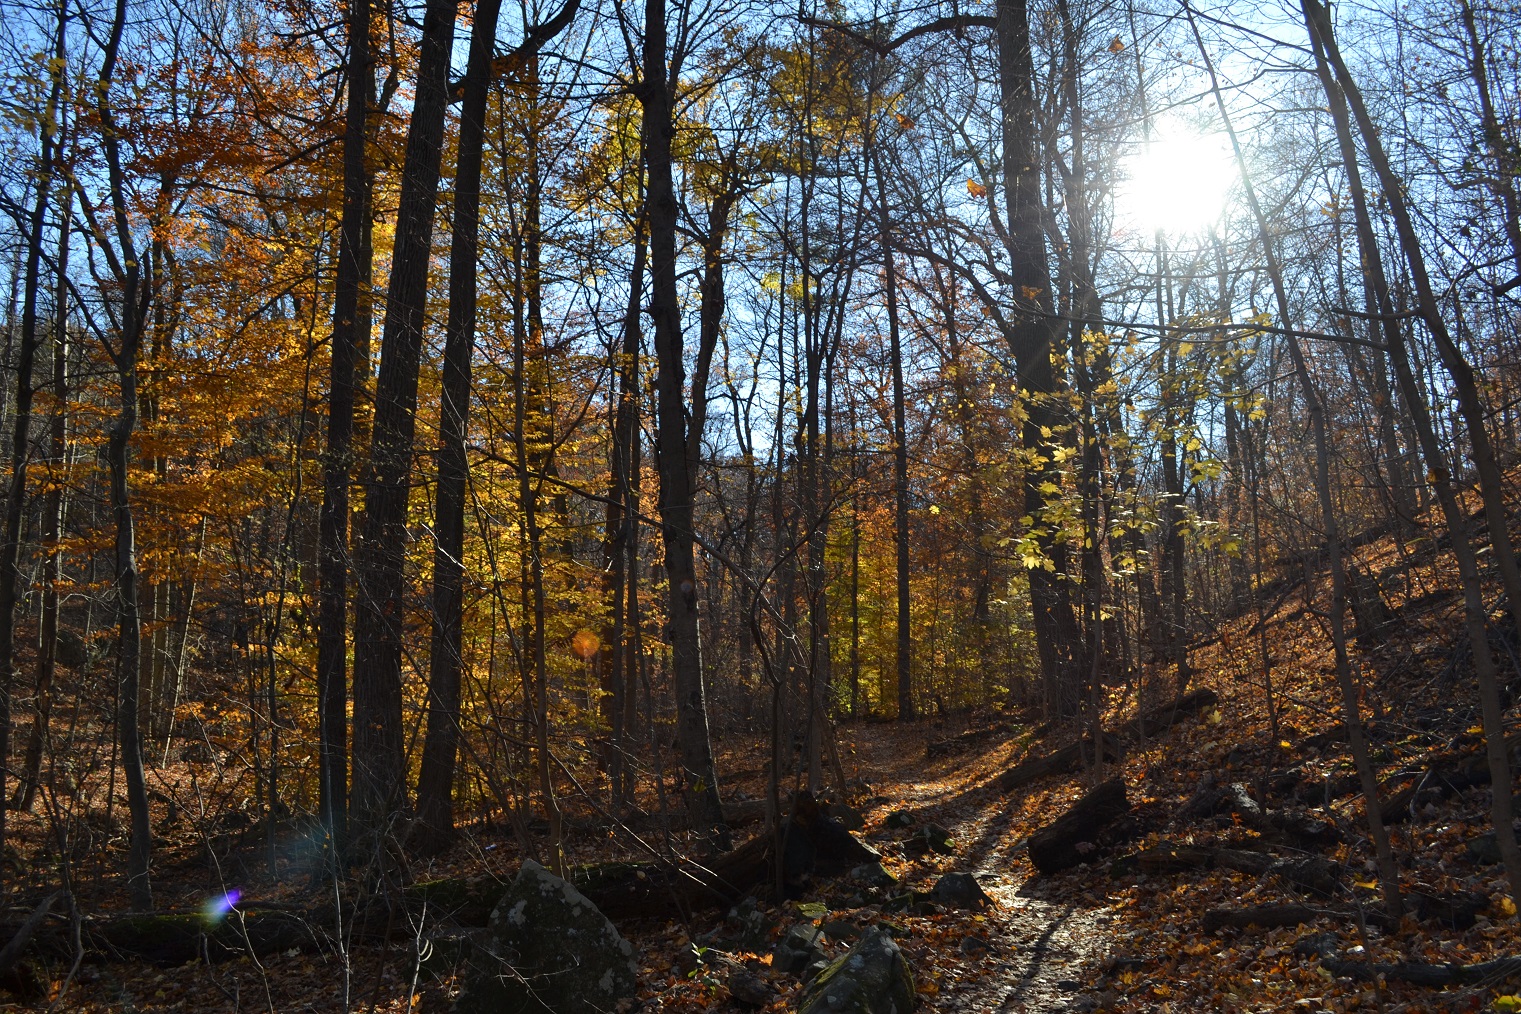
[957,935,991,956]
[774,922,828,976]
[798,926,916,1014]
[722,897,777,952]
[454,860,637,1014]
[1468,831,1501,865]
[905,823,955,856]
[884,810,915,829]
[728,970,775,1007]
[829,804,867,832]
[929,872,993,910]
[850,862,898,889]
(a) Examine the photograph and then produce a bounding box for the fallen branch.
[1029,779,1130,874]
[1320,954,1521,987]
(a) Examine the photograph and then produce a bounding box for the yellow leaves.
[966,178,987,200]
[1108,35,1126,53]
[894,112,915,130]
[1496,895,1517,918]
[1495,997,1521,1013]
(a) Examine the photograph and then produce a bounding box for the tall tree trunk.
[600,203,644,811]
[349,0,457,843]
[16,159,72,813]
[638,0,728,849]
[317,0,374,854]
[867,140,914,723]
[996,0,1078,716]
[414,0,504,850]
[0,10,62,848]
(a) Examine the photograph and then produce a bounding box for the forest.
[0,0,1519,1008]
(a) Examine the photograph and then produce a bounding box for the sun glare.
[1118,130,1237,236]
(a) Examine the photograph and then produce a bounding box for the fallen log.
[1202,904,1323,934]
[1319,954,1521,987]
[1123,844,1274,878]
[0,892,61,980]
[995,737,1120,793]
[1028,779,1130,874]
[1378,732,1521,825]
[1116,688,1219,740]
[1202,904,1395,934]
[926,723,1014,760]
[994,690,1217,793]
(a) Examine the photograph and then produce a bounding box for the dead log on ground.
[995,737,1120,793]
[1028,779,1130,874]
[1116,689,1219,739]
[1318,954,1521,987]
[927,723,1014,760]
[994,690,1217,793]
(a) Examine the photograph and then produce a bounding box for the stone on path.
[454,859,638,1014]
[797,926,915,1014]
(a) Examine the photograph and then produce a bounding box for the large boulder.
[798,926,915,1014]
[455,860,638,1014]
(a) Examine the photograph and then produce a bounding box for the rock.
[774,923,828,976]
[1057,979,1082,991]
[455,860,637,1014]
[722,897,776,952]
[675,942,703,975]
[904,823,955,856]
[929,873,993,910]
[830,804,867,832]
[850,862,898,889]
[882,890,930,912]
[958,935,991,956]
[803,958,831,982]
[798,926,915,1014]
[1467,832,1501,865]
[728,970,775,1007]
[822,918,861,941]
[884,810,914,829]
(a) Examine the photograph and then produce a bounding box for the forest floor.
[10,488,1521,1012]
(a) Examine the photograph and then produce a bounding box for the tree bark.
[316,0,373,859]
[995,0,1078,716]
[414,0,504,851]
[638,0,728,849]
[349,0,458,843]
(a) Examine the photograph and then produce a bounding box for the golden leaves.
[966,178,987,200]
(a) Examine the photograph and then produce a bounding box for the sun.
[1117,129,1237,236]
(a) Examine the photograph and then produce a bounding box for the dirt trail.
[844,720,1116,1013]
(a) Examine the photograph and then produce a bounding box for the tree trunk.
[414,0,503,851]
[995,0,1078,715]
[16,165,72,813]
[349,0,457,843]
[639,0,728,849]
[315,0,374,857]
[0,16,62,842]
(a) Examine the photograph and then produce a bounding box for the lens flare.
[203,889,241,924]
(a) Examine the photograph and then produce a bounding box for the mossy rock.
[798,926,915,1014]
[455,860,638,1014]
